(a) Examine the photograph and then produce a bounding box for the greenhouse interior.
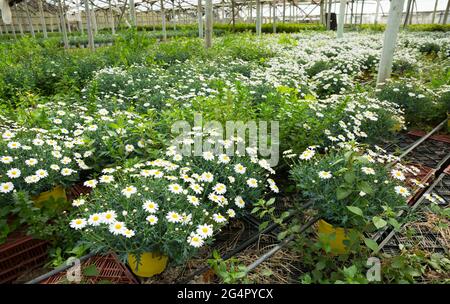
[0,0,449,288]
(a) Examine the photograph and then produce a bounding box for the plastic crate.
[0,230,49,283]
[66,183,92,201]
[40,253,138,284]
[408,130,450,145]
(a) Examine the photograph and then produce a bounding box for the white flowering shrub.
[312,69,353,98]
[376,79,446,127]
[69,132,278,264]
[31,101,158,171]
[0,117,80,201]
[290,145,410,230]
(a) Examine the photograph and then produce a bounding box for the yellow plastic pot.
[32,185,67,207]
[127,252,168,277]
[317,219,353,254]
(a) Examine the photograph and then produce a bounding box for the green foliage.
[290,146,407,229]
[208,250,248,284]
[376,80,447,128]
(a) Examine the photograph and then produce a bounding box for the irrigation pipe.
[177,201,313,283]
[244,216,320,275]
[397,118,447,162]
[26,252,96,284]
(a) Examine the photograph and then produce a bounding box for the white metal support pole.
[205,0,212,48]
[92,5,98,34]
[15,6,23,36]
[38,0,47,38]
[198,0,203,38]
[161,0,167,41]
[77,0,84,34]
[374,0,380,24]
[129,0,136,26]
[84,0,95,51]
[443,0,450,24]
[337,0,346,38]
[256,0,261,36]
[376,0,405,85]
[58,0,69,48]
[432,0,438,24]
[326,0,332,30]
[172,0,176,30]
[109,0,115,34]
[24,1,35,37]
[273,1,276,33]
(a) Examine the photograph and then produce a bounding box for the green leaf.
[364,238,379,252]
[266,198,276,206]
[277,230,288,240]
[259,221,269,231]
[358,181,373,195]
[372,216,387,229]
[346,206,363,216]
[337,187,353,200]
[344,171,355,184]
[83,265,100,277]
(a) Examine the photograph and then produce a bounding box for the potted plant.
[290,145,410,254]
[0,127,81,206]
[69,133,277,277]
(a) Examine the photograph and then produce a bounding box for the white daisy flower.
[187,195,200,206]
[84,179,98,188]
[121,185,137,198]
[361,167,375,175]
[227,209,236,218]
[142,200,159,213]
[25,158,38,166]
[0,182,14,193]
[168,183,183,194]
[234,196,245,208]
[190,183,203,194]
[246,178,258,188]
[394,186,410,198]
[391,169,406,181]
[125,144,135,153]
[60,168,74,176]
[218,154,231,164]
[146,215,158,225]
[24,175,40,184]
[212,213,227,223]
[200,172,214,182]
[299,148,315,160]
[102,210,117,224]
[72,198,85,207]
[196,224,213,238]
[109,222,126,235]
[88,213,102,226]
[7,141,21,149]
[213,183,227,194]
[318,171,332,179]
[6,168,21,179]
[123,229,135,238]
[187,233,204,248]
[70,218,87,230]
[202,151,215,161]
[166,211,183,223]
[234,164,246,174]
[99,175,114,184]
[1,156,13,164]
